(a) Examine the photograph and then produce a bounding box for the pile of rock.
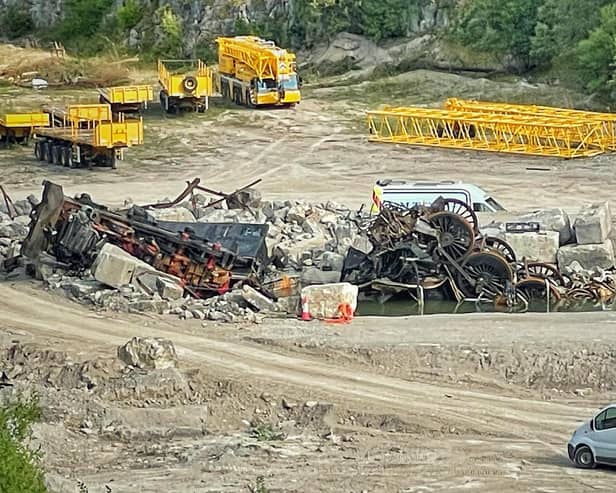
[490,202,615,270]
[193,196,365,284]
[0,195,37,268]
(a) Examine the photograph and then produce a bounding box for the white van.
[371,179,506,214]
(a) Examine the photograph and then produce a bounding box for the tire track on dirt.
[0,284,591,450]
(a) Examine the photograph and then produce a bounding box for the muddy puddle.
[357,298,611,316]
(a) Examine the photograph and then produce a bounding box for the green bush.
[453,0,541,70]
[1,5,34,39]
[0,394,47,493]
[575,4,616,95]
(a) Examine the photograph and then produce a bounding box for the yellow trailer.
[158,59,213,114]
[0,112,50,144]
[99,85,154,115]
[34,104,143,169]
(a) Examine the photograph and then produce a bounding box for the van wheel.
[574,446,595,469]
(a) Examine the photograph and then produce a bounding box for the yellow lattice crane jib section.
[367,106,605,159]
[446,98,616,151]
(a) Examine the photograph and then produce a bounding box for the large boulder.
[503,231,560,263]
[573,202,612,245]
[517,208,573,246]
[301,282,358,319]
[557,241,615,271]
[311,32,393,74]
[92,244,154,289]
[117,337,178,370]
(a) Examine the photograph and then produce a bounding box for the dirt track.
[2,281,615,491]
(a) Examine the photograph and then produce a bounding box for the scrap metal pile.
[21,180,269,298]
[341,200,616,310]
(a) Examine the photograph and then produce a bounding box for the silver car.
[568,404,616,468]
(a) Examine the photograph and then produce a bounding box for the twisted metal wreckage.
[341,199,616,312]
[20,179,269,297]
[16,180,616,312]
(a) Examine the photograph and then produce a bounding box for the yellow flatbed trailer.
[99,85,154,115]
[158,59,213,114]
[0,112,49,144]
[34,104,143,169]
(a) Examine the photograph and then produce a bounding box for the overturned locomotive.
[21,181,269,297]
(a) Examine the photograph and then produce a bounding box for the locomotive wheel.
[440,198,479,234]
[517,262,567,287]
[455,251,514,299]
[516,276,561,304]
[483,236,516,263]
[429,211,475,262]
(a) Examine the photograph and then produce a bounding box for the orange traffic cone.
[300,295,312,321]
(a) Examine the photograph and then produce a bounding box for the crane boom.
[217,36,296,80]
[215,36,301,108]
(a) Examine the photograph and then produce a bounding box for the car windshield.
[486,197,505,211]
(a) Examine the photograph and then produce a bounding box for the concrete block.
[240,285,278,312]
[301,282,358,319]
[557,240,615,270]
[518,208,573,246]
[503,231,559,263]
[574,202,612,245]
[132,266,184,300]
[92,244,154,289]
[156,276,185,300]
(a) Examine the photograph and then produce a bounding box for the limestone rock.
[503,231,559,263]
[518,208,573,246]
[557,241,615,271]
[117,337,178,370]
[574,202,612,245]
[92,244,154,289]
[301,282,358,319]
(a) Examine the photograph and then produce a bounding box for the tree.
[454,0,542,70]
[0,394,47,493]
[0,5,34,39]
[575,4,616,95]
[531,0,612,65]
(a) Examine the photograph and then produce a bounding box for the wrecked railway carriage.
[21,181,268,297]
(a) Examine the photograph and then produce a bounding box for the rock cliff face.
[0,0,454,51]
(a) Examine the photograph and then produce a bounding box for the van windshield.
[486,197,505,211]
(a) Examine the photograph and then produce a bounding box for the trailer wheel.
[183,76,198,92]
[63,147,74,168]
[160,91,169,113]
[52,145,61,165]
[34,141,42,160]
[46,142,54,164]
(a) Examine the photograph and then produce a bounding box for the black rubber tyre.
[52,145,61,165]
[34,141,42,160]
[574,446,595,469]
[46,142,54,164]
[182,76,197,92]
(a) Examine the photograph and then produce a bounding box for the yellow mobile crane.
[158,59,214,114]
[216,36,301,108]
